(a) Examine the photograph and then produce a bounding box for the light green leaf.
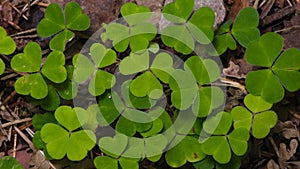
[161,25,194,54]
[231,106,252,130]
[185,56,220,85]
[203,111,232,135]
[116,116,136,136]
[119,51,149,75]
[166,135,206,168]
[49,29,75,52]
[99,133,128,157]
[187,7,215,44]
[246,69,284,103]
[67,130,96,161]
[145,134,167,159]
[151,52,174,83]
[37,3,65,37]
[272,48,300,92]
[252,111,277,138]
[162,0,194,23]
[245,32,283,67]
[90,43,116,68]
[0,59,5,75]
[120,2,151,25]
[0,156,24,169]
[106,23,129,52]
[210,33,236,56]
[42,51,67,83]
[141,119,163,137]
[41,123,69,159]
[73,54,95,82]
[54,106,88,131]
[14,73,48,99]
[98,91,123,126]
[88,70,116,96]
[0,26,16,55]
[244,94,272,113]
[169,69,198,110]
[65,2,90,31]
[231,7,260,47]
[130,71,163,99]
[192,86,224,117]
[94,156,118,169]
[11,42,41,73]
[119,158,139,169]
[228,127,250,156]
[201,136,231,164]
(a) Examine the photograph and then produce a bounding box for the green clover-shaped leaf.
[0,59,5,75]
[231,7,260,47]
[106,22,157,52]
[201,127,249,164]
[231,94,278,138]
[94,156,138,169]
[245,32,283,67]
[15,73,48,99]
[41,123,96,161]
[272,48,300,92]
[0,26,16,55]
[169,69,198,110]
[165,135,206,168]
[54,106,89,131]
[245,33,300,103]
[11,42,41,73]
[103,3,155,52]
[99,133,128,157]
[0,156,24,169]
[88,70,116,96]
[64,2,90,31]
[98,91,124,126]
[32,112,57,131]
[130,71,163,99]
[49,29,75,52]
[184,56,224,116]
[162,0,215,54]
[42,51,67,83]
[37,2,90,37]
[120,2,151,25]
[201,112,249,164]
[73,44,116,95]
[90,43,116,68]
[119,51,149,75]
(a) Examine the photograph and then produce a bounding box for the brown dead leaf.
[275,121,300,141]
[227,0,250,21]
[29,150,55,169]
[267,159,280,169]
[279,139,298,161]
[223,59,253,79]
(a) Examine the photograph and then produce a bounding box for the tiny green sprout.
[40,106,96,161]
[104,3,156,52]
[201,111,250,164]
[11,42,67,99]
[245,32,300,103]
[210,7,260,56]
[165,135,206,168]
[0,156,24,169]
[161,0,215,54]
[37,2,90,51]
[0,26,16,75]
[231,94,277,139]
[73,43,116,96]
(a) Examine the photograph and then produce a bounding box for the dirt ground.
[0,0,300,168]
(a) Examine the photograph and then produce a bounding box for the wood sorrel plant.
[1,0,299,168]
